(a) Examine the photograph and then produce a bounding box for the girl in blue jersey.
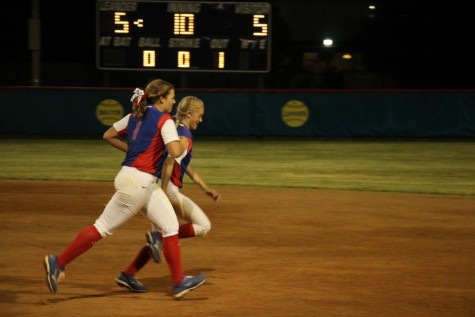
[44,80,207,299]
[115,96,220,294]
[158,96,220,238]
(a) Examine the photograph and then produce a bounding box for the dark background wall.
[1,0,473,90]
[1,87,474,138]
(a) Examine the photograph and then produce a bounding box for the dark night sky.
[2,0,474,88]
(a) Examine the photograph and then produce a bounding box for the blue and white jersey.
[157,123,193,188]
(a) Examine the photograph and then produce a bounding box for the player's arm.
[163,119,188,159]
[186,164,220,202]
[161,136,189,191]
[103,126,127,152]
[165,137,188,159]
[160,156,175,192]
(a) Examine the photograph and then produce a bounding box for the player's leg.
[115,247,149,292]
[115,214,154,292]
[62,167,150,265]
[168,185,211,238]
[144,186,181,282]
[145,184,211,263]
[144,184,207,299]
[44,167,152,293]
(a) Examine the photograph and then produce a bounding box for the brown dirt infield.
[0,180,474,317]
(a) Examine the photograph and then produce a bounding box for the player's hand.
[206,188,220,202]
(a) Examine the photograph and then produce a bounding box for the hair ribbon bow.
[130,88,145,102]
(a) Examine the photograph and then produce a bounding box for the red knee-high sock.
[124,245,151,275]
[178,223,195,239]
[162,235,184,285]
[57,225,102,267]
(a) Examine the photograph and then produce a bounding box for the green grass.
[0,138,474,195]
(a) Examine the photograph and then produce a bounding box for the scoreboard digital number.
[96,0,271,72]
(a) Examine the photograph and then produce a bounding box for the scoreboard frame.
[96,0,272,73]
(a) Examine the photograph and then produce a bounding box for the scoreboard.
[96,1,271,72]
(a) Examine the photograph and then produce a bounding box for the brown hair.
[174,96,204,127]
[131,79,175,118]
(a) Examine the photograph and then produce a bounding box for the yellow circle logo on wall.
[96,99,124,126]
[281,100,309,127]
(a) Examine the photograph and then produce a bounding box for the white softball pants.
[153,180,211,237]
[94,166,179,238]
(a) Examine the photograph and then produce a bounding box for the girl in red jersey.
[44,79,207,299]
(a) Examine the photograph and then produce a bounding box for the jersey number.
[132,121,142,141]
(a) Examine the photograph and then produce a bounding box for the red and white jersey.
[113,106,179,175]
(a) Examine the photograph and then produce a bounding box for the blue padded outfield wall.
[1,87,474,138]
